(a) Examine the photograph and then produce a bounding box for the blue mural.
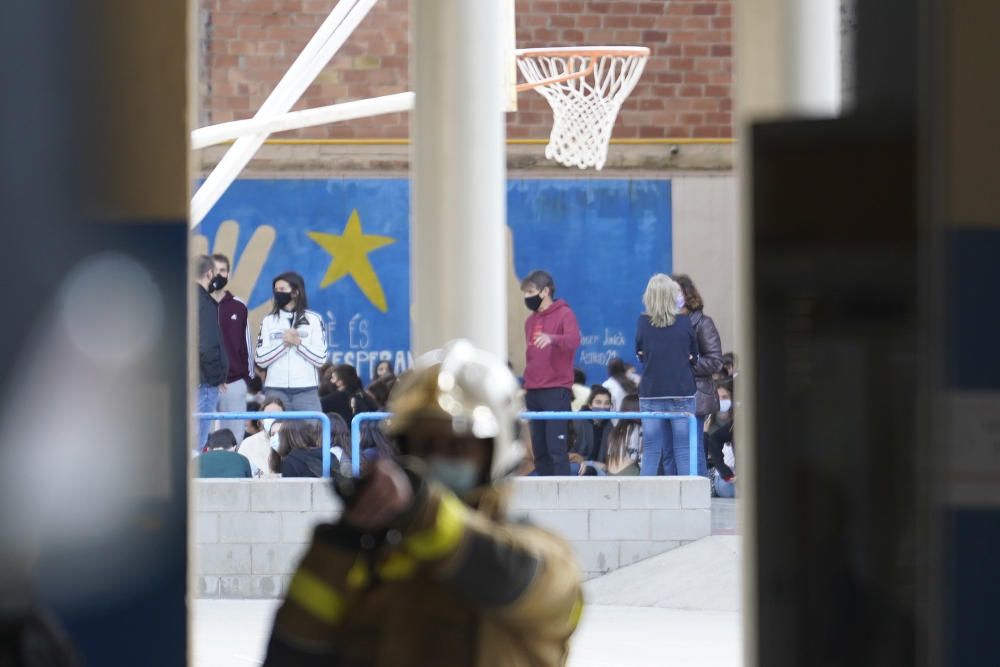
[194,178,671,384]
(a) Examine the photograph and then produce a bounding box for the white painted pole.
[191,92,415,149]
[787,0,841,115]
[191,0,378,228]
[411,0,507,359]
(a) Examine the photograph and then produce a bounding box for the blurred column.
[410,0,508,359]
[0,2,191,665]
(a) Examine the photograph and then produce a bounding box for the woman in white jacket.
[255,272,327,413]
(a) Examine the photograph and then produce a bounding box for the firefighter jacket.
[264,470,584,666]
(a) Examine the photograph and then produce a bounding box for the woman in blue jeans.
[635,274,700,476]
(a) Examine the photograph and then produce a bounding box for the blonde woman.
[635,274,700,476]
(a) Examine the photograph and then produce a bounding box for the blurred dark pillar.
[0,2,190,665]
[748,0,920,665]
[748,0,1000,665]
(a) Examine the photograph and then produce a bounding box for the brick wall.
[199,0,733,140]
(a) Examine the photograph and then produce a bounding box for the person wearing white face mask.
[705,379,736,497]
[236,396,285,478]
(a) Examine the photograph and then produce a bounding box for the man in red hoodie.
[521,270,581,475]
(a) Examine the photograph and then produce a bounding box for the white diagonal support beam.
[191,0,378,228]
[191,92,414,149]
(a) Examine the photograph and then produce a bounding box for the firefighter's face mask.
[400,420,492,495]
[427,458,480,495]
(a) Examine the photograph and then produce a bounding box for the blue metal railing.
[351,412,390,477]
[196,409,698,478]
[194,411,333,477]
[350,410,699,477]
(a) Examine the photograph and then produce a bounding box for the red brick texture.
[199,0,733,140]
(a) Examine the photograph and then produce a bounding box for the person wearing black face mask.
[520,270,581,476]
[211,254,254,441]
[255,272,328,416]
[194,254,229,454]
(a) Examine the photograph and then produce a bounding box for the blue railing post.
[194,411,332,477]
[350,412,391,477]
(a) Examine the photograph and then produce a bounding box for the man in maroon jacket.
[212,254,254,440]
[521,270,581,475]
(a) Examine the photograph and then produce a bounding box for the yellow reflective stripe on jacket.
[377,551,418,580]
[346,557,370,591]
[288,568,345,626]
[404,492,466,561]
[568,594,584,631]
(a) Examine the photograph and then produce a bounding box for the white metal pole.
[191,92,415,149]
[787,0,841,115]
[191,0,378,227]
[411,0,507,359]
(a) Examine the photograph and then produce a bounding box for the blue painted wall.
[196,178,672,384]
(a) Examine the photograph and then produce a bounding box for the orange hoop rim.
[514,46,650,93]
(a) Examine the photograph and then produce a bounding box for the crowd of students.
[194,257,737,493]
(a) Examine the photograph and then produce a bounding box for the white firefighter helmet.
[386,340,525,482]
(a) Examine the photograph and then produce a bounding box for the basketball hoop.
[516,46,650,170]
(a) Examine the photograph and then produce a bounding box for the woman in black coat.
[672,274,724,474]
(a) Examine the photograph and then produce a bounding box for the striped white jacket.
[255,309,327,389]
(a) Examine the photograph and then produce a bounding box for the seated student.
[366,373,395,410]
[568,385,614,476]
[321,364,379,428]
[606,394,643,476]
[602,358,637,411]
[359,420,396,462]
[198,429,252,478]
[272,421,332,478]
[325,412,353,475]
[239,396,285,478]
[706,379,736,497]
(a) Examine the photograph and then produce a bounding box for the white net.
[516,47,649,170]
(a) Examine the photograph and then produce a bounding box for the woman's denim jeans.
[639,396,701,476]
[714,475,736,497]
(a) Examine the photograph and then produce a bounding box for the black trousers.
[524,387,572,476]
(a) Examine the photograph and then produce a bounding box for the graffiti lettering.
[580,350,620,366]
[349,315,370,349]
[602,329,626,346]
[329,349,413,380]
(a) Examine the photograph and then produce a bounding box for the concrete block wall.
[193,476,710,598]
[195,479,342,599]
[507,477,711,579]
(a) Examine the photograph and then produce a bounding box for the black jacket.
[570,419,612,462]
[281,448,332,478]
[321,389,378,429]
[689,310,723,416]
[197,285,228,385]
[705,418,734,480]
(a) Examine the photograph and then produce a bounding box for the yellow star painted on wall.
[307,209,396,312]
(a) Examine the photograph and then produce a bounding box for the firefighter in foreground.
[265,340,584,666]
